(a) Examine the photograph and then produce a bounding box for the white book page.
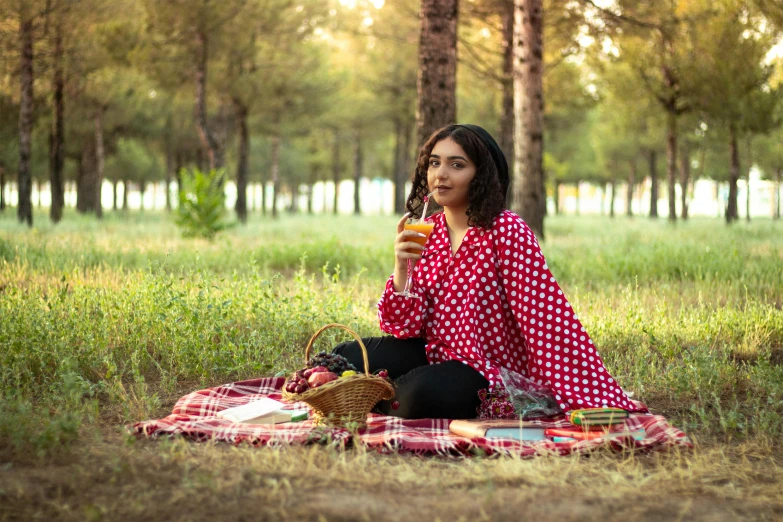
[216,398,287,422]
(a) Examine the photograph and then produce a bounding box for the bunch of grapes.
[284,352,361,395]
[307,352,358,375]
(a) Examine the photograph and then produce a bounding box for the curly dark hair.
[405,124,508,229]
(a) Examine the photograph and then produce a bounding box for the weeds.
[1,213,783,521]
[1,212,782,461]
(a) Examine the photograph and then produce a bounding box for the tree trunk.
[307,167,317,215]
[0,166,5,211]
[123,179,129,211]
[402,121,413,207]
[174,153,183,201]
[112,179,118,210]
[139,181,146,212]
[164,139,173,212]
[666,113,677,222]
[332,129,340,215]
[193,30,223,171]
[322,177,328,214]
[195,148,207,175]
[679,142,690,220]
[648,150,658,218]
[609,178,616,218]
[626,158,636,217]
[553,180,560,215]
[234,99,249,223]
[353,129,362,215]
[77,141,98,214]
[289,182,299,214]
[17,11,34,226]
[512,0,545,239]
[575,183,580,215]
[261,177,267,216]
[271,134,281,219]
[415,0,458,147]
[49,15,65,224]
[745,134,752,222]
[500,0,515,207]
[393,118,406,214]
[726,123,740,223]
[94,110,104,218]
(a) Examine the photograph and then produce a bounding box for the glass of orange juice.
[394,218,435,299]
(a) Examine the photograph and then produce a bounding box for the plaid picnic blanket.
[130,377,693,457]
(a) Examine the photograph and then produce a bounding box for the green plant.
[175,167,229,240]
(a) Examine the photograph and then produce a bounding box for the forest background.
[1,0,782,231]
[2,1,783,521]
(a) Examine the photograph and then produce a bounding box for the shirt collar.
[423,213,486,257]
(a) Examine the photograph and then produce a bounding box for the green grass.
[2,208,783,520]
[3,209,782,297]
[2,209,782,449]
[1,212,782,429]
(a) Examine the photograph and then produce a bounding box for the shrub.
[175,167,229,239]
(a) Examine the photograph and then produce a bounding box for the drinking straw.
[420,191,435,223]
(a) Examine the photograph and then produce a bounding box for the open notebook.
[216,398,308,425]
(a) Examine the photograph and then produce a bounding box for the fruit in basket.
[308,371,338,388]
[340,370,357,378]
[307,352,358,375]
[284,371,313,394]
[377,370,389,379]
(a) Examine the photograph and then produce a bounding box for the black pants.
[332,337,489,420]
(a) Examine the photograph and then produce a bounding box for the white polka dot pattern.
[377,210,640,413]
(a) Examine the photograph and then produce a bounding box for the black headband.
[456,124,510,198]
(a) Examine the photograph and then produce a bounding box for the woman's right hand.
[392,213,426,291]
[395,213,427,263]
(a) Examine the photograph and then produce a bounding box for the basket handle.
[304,323,371,376]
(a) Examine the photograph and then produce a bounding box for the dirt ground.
[2,426,782,522]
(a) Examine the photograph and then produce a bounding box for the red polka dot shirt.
[377,210,641,413]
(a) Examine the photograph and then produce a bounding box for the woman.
[333,124,643,419]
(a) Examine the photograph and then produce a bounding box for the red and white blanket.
[130,377,692,457]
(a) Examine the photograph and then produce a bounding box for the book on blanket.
[216,398,309,425]
[449,419,646,442]
[449,419,548,441]
[568,408,629,426]
[545,427,646,441]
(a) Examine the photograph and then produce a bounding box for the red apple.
[308,371,338,388]
[310,366,329,374]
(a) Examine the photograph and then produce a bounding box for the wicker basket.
[281,323,395,429]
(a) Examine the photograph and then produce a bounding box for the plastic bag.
[498,366,563,419]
